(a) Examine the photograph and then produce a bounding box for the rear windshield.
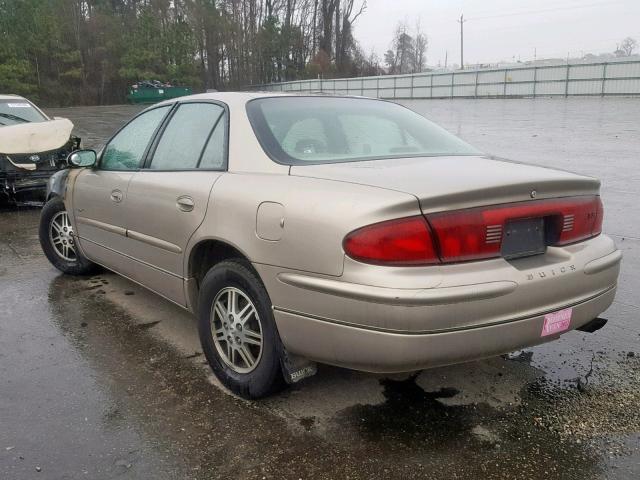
[246,97,480,165]
[0,99,47,126]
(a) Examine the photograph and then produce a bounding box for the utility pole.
[457,14,466,69]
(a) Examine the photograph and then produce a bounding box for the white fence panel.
[605,78,640,94]
[378,88,395,98]
[378,77,394,88]
[506,83,534,96]
[413,75,431,87]
[607,62,640,78]
[570,64,604,79]
[431,86,451,97]
[453,72,475,85]
[536,67,567,81]
[396,76,412,88]
[477,70,504,83]
[568,80,602,95]
[507,69,535,82]
[477,83,504,96]
[432,74,452,86]
[535,82,566,95]
[252,60,640,98]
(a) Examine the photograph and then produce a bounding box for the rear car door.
[73,105,171,271]
[122,101,228,305]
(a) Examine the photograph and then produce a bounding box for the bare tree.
[617,37,638,57]
[385,21,428,74]
[413,21,427,73]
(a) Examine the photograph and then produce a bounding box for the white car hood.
[0,118,74,154]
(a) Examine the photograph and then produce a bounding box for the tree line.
[0,0,385,106]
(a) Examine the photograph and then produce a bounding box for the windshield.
[0,99,47,126]
[246,97,480,165]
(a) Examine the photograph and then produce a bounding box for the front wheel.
[198,260,286,399]
[39,197,97,275]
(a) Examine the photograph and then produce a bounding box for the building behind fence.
[250,58,640,99]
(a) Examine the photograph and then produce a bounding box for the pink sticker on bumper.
[541,308,573,337]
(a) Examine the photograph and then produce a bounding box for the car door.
[72,105,171,274]
[122,101,228,306]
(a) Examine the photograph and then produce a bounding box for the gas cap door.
[256,201,285,241]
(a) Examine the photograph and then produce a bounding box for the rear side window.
[101,106,170,171]
[149,103,225,170]
[199,113,227,169]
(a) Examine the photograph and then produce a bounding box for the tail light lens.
[344,196,603,266]
[555,196,603,245]
[343,216,439,266]
[427,196,603,263]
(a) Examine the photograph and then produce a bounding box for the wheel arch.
[46,169,70,202]
[186,237,259,312]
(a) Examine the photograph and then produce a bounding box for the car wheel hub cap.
[49,211,77,262]
[211,287,263,374]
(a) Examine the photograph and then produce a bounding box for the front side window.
[247,97,480,165]
[149,103,225,170]
[100,106,170,171]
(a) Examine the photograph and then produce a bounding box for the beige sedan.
[39,93,621,398]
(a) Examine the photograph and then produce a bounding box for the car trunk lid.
[289,155,600,213]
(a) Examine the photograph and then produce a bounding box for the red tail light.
[427,196,603,263]
[555,196,603,245]
[343,216,439,265]
[344,196,603,266]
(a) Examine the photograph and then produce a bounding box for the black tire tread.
[39,197,97,275]
[197,259,286,399]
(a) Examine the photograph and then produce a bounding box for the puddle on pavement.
[42,273,626,479]
[2,207,638,479]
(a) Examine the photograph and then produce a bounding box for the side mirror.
[67,150,97,168]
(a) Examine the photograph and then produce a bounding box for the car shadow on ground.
[43,272,613,479]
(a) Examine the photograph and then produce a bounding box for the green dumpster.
[126,82,192,104]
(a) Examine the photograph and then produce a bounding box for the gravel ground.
[0,98,638,479]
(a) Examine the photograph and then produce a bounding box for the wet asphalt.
[1,98,639,479]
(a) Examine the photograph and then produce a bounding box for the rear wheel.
[39,197,96,275]
[198,260,286,399]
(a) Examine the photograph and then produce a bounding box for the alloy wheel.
[49,211,76,261]
[210,287,263,374]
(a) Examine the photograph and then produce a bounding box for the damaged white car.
[0,94,80,205]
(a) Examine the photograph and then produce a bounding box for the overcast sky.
[354,0,640,67]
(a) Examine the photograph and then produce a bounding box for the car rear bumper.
[255,234,621,372]
[273,285,617,373]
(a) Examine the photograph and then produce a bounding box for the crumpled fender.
[0,118,74,154]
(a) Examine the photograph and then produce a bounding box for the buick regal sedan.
[39,93,622,399]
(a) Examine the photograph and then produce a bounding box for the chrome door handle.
[177,196,194,212]
[110,190,123,203]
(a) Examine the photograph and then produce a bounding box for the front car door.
[72,105,171,274]
[122,101,228,305]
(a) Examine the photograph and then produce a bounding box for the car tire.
[39,197,97,275]
[198,259,286,399]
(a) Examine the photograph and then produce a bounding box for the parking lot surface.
[1,98,639,479]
